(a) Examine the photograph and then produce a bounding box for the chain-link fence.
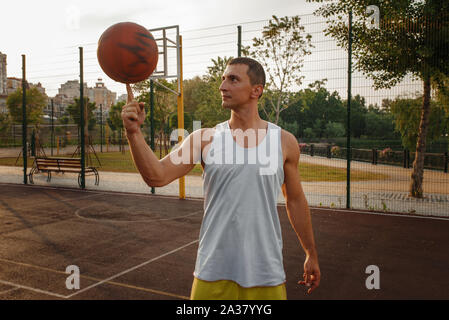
[0,11,448,216]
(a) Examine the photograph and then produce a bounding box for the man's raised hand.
[122,83,145,135]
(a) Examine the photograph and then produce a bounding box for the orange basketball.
[97,22,159,83]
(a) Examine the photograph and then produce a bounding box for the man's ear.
[251,85,263,99]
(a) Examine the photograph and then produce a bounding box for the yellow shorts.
[190,277,287,300]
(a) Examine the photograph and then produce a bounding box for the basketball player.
[121,57,320,300]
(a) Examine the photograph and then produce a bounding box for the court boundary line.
[0,257,190,300]
[65,239,199,299]
[0,286,20,296]
[0,193,100,212]
[2,182,447,221]
[0,279,67,299]
[74,205,203,223]
[311,206,449,221]
[0,182,204,202]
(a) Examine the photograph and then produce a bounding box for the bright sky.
[1,0,421,105]
[1,0,322,98]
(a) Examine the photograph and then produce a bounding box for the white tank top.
[193,120,285,287]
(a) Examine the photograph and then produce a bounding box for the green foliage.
[364,104,397,139]
[278,118,299,137]
[6,87,47,125]
[281,82,346,139]
[192,57,231,128]
[325,122,346,138]
[390,97,449,151]
[183,76,206,115]
[0,113,10,134]
[204,56,234,82]
[108,101,125,131]
[59,115,70,125]
[303,127,316,139]
[66,97,96,130]
[308,0,449,196]
[243,15,315,124]
[132,78,177,134]
[307,0,449,87]
[344,95,368,138]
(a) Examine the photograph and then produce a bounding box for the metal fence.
[0,11,448,217]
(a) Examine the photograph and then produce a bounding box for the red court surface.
[0,182,448,300]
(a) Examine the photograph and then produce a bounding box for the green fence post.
[237,25,242,57]
[444,152,448,173]
[79,47,85,189]
[51,99,54,156]
[346,11,353,209]
[22,54,27,184]
[150,79,155,194]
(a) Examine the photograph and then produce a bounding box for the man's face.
[219,64,261,109]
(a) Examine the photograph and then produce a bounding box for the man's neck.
[229,109,266,132]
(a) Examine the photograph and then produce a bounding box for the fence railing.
[299,143,449,173]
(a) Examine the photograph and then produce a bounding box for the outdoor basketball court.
[0,182,448,300]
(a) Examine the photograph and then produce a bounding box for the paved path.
[1,155,448,217]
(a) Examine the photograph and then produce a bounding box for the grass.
[297,161,388,182]
[1,150,389,182]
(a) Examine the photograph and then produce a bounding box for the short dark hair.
[228,57,266,88]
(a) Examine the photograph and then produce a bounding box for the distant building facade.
[0,52,6,113]
[87,78,116,110]
[0,52,6,95]
[117,94,128,103]
[0,94,7,114]
[58,80,88,100]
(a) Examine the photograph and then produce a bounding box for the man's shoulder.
[280,129,298,147]
[280,129,300,162]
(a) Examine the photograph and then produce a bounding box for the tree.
[345,95,368,138]
[390,96,448,151]
[362,101,399,140]
[325,122,346,138]
[194,57,232,128]
[132,78,177,156]
[278,118,299,137]
[0,113,10,135]
[184,72,229,129]
[243,15,314,124]
[205,56,233,82]
[108,101,125,131]
[66,97,96,131]
[6,87,47,126]
[291,81,346,139]
[307,0,449,198]
[183,76,206,115]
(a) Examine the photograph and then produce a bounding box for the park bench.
[28,157,99,187]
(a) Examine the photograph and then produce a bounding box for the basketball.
[97,22,159,83]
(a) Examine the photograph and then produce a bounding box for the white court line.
[311,206,449,221]
[0,182,204,203]
[65,239,199,299]
[0,286,20,295]
[0,279,67,299]
[74,205,203,223]
[0,193,100,211]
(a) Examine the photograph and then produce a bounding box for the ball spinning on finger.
[97,22,159,83]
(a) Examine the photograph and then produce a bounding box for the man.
[122,57,320,300]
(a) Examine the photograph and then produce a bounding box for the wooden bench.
[29,157,99,187]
